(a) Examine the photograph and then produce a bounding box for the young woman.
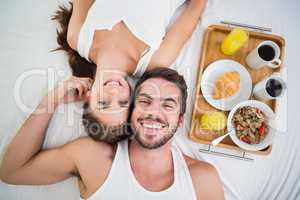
[52,0,207,143]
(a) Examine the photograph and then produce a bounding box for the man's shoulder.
[64,137,117,193]
[184,155,218,178]
[183,155,224,200]
[63,136,116,160]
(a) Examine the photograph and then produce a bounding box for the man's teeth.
[141,122,165,129]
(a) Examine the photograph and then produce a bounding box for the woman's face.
[88,71,131,126]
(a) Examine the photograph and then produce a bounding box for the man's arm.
[0,76,92,185]
[148,0,207,69]
[187,157,225,200]
[196,163,224,200]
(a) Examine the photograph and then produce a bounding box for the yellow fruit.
[200,112,227,131]
[221,28,249,55]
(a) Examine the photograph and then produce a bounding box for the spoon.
[211,130,234,146]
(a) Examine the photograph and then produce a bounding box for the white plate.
[227,100,276,151]
[200,59,252,111]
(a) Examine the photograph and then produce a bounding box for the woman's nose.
[107,86,120,95]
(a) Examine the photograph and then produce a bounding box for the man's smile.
[137,118,168,136]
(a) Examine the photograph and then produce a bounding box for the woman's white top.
[79,140,197,200]
[77,0,186,77]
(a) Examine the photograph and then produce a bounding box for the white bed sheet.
[0,0,299,199]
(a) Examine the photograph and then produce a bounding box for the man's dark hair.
[131,67,188,115]
[82,103,132,144]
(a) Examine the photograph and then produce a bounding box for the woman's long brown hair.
[51,2,96,79]
[51,3,132,144]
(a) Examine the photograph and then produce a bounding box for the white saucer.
[200,59,252,111]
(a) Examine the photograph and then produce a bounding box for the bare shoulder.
[184,155,225,200]
[62,136,115,164]
[65,136,113,151]
[63,136,117,197]
[184,155,218,177]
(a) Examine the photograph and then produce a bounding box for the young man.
[0,68,224,200]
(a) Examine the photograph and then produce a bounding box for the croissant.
[213,71,240,99]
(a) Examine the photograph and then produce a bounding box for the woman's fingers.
[76,83,84,97]
[77,78,92,96]
[64,76,93,102]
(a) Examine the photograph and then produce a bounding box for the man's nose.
[144,101,162,114]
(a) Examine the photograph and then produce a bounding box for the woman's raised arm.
[148,0,207,69]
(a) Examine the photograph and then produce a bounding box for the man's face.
[131,78,183,149]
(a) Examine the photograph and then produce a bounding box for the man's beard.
[134,126,178,149]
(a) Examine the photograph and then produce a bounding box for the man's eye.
[138,100,150,105]
[163,104,174,110]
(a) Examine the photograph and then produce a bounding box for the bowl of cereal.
[227,100,276,151]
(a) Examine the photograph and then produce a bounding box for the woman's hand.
[53,76,93,104]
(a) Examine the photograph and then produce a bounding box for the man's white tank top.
[79,140,197,200]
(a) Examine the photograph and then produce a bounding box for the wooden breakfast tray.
[189,24,285,155]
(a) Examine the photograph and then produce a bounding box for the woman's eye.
[99,101,107,106]
[98,101,109,109]
[119,100,129,107]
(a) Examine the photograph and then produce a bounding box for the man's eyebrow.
[138,93,178,103]
[137,93,153,99]
[163,97,178,105]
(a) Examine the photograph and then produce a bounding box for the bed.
[1,0,299,199]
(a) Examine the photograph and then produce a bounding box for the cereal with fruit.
[232,106,267,144]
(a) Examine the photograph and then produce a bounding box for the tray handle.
[221,20,272,33]
[198,144,254,162]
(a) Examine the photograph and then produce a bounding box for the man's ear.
[178,115,184,127]
[84,90,91,102]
